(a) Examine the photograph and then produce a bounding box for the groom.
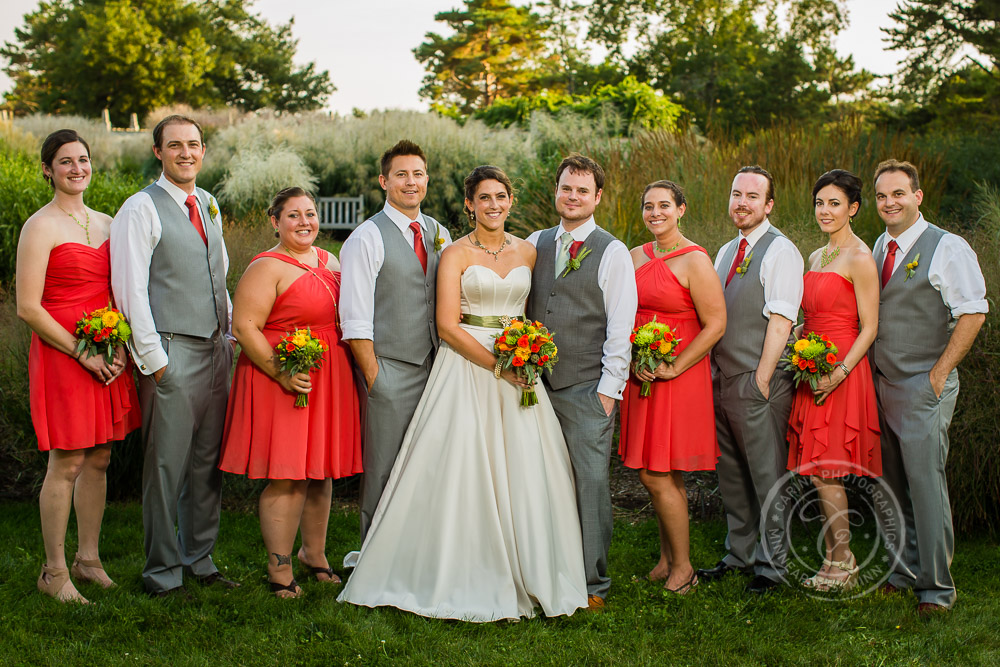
[526,154,637,610]
[339,140,451,547]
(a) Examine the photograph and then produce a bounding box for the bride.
[338,165,588,621]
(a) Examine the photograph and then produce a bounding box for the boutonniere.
[904,253,920,281]
[208,197,220,224]
[433,222,445,253]
[561,241,592,277]
[735,251,753,278]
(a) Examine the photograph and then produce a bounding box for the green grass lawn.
[2,501,997,666]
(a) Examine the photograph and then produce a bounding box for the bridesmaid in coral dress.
[16,130,141,603]
[786,169,881,591]
[619,181,726,594]
[219,187,361,598]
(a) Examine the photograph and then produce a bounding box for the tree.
[1,0,334,122]
[587,0,872,133]
[884,0,1000,99]
[414,0,551,114]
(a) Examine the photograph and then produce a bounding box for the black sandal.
[303,565,341,584]
[269,578,301,598]
[664,571,699,595]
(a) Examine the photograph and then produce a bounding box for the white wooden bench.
[317,196,365,230]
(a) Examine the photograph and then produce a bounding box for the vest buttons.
[546,309,552,314]
[550,292,556,296]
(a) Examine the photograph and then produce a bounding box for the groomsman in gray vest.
[698,166,803,594]
[339,140,452,550]
[526,154,637,610]
[870,159,987,614]
[111,115,238,596]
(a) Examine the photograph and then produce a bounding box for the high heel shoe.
[71,553,117,589]
[37,564,89,604]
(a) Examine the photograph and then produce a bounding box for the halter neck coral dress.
[786,271,881,477]
[619,244,719,471]
[29,241,141,451]
[219,248,362,480]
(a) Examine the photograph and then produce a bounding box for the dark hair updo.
[641,180,687,208]
[463,165,514,224]
[812,169,863,211]
[40,129,91,188]
[268,187,317,220]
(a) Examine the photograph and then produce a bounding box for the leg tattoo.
[273,553,291,566]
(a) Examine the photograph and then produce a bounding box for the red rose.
[512,356,525,367]
[517,335,529,347]
[797,359,808,370]
[826,353,837,364]
[286,343,294,352]
[540,355,549,363]
[568,241,585,259]
[94,333,103,342]
[663,333,674,342]
[531,344,540,353]
[101,327,111,337]
[629,333,636,343]
[649,340,660,351]
[807,360,817,370]
[825,342,832,348]
[821,334,829,342]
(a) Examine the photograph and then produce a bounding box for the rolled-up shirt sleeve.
[597,240,638,399]
[759,238,804,322]
[110,193,166,375]
[339,221,383,341]
[932,234,989,318]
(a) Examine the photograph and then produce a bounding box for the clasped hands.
[78,346,127,385]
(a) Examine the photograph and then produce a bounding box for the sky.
[0,0,908,115]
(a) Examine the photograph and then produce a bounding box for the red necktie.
[184,195,208,246]
[881,240,899,288]
[410,221,427,274]
[725,238,749,286]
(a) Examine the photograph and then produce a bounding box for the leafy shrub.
[2,114,150,175]
[217,145,317,219]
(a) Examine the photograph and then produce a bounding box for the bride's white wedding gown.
[338,264,587,621]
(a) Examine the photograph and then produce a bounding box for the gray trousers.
[357,354,432,543]
[713,369,794,579]
[544,378,616,599]
[873,368,959,607]
[138,333,231,592]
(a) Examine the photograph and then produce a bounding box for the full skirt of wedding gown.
[338,265,587,621]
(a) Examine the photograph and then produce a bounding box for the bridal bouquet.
[493,318,558,407]
[275,328,328,407]
[630,317,681,397]
[781,332,840,401]
[74,304,132,364]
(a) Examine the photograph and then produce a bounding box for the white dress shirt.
[713,219,804,322]
[527,217,638,400]
[876,214,989,318]
[110,173,232,375]
[339,202,453,341]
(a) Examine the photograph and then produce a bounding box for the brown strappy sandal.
[37,564,89,604]
[71,553,117,589]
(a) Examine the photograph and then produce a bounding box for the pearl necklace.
[58,204,90,245]
[471,232,509,262]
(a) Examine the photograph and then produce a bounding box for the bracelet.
[839,363,850,377]
[494,359,503,379]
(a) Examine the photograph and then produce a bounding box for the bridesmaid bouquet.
[275,328,328,407]
[74,304,132,364]
[781,332,840,402]
[630,318,681,397]
[493,319,559,407]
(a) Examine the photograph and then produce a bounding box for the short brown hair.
[642,180,686,208]
[153,114,204,149]
[873,159,920,192]
[736,165,775,203]
[555,153,605,192]
[380,140,427,178]
[268,186,316,219]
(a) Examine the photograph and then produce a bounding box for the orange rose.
[797,359,808,370]
[517,335,529,348]
[825,353,837,364]
[512,356,525,367]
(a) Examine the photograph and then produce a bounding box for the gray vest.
[146,183,228,338]
[712,226,785,378]
[871,224,951,382]
[372,210,440,365]
[527,226,614,390]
